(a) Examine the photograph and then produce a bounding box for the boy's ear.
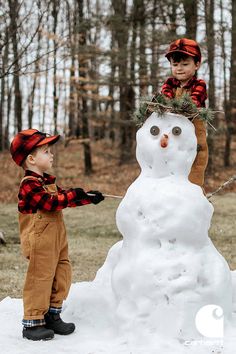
[26,154,35,165]
[195,61,201,70]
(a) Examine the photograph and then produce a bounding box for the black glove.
[74,188,89,200]
[87,190,104,204]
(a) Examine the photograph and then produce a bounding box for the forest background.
[0,0,236,300]
[0,0,236,188]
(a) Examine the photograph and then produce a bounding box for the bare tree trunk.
[7,84,13,143]
[0,28,9,150]
[219,0,229,167]
[0,77,5,151]
[182,0,198,39]
[204,0,215,173]
[130,3,137,86]
[105,29,116,143]
[52,0,59,134]
[219,0,227,113]
[205,0,215,108]
[150,0,159,94]
[78,0,92,174]
[224,0,236,166]
[68,58,77,137]
[28,26,41,128]
[169,2,177,37]
[112,0,133,162]
[138,0,147,96]
[66,1,77,137]
[41,49,50,131]
[8,0,22,132]
[88,0,101,139]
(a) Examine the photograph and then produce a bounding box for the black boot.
[45,312,75,335]
[23,326,54,341]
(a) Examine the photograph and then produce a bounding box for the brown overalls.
[175,87,208,187]
[19,177,72,320]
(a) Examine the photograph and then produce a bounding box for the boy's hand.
[74,188,89,199]
[87,190,105,204]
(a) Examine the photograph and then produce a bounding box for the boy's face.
[170,56,200,85]
[28,144,54,174]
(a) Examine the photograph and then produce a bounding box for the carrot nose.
[160,134,169,148]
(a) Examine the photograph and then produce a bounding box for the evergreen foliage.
[133,93,214,126]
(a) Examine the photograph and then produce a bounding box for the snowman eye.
[150,126,160,136]
[172,126,182,136]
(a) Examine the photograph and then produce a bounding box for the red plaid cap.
[10,129,60,166]
[165,38,201,62]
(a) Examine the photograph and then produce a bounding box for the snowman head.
[136,112,197,179]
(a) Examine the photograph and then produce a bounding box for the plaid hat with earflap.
[10,129,60,166]
[165,38,202,63]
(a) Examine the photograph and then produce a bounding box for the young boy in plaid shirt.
[10,129,104,341]
[161,38,208,187]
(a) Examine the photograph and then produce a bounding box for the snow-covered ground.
[1,276,236,354]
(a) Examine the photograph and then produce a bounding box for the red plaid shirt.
[18,170,92,214]
[161,76,207,107]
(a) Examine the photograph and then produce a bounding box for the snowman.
[65,111,234,351]
[111,111,232,341]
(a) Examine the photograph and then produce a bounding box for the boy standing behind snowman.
[160,38,208,188]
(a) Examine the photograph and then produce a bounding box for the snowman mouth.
[160,134,169,148]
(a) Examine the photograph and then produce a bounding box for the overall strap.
[20,176,43,186]
[175,87,189,98]
[20,176,58,195]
